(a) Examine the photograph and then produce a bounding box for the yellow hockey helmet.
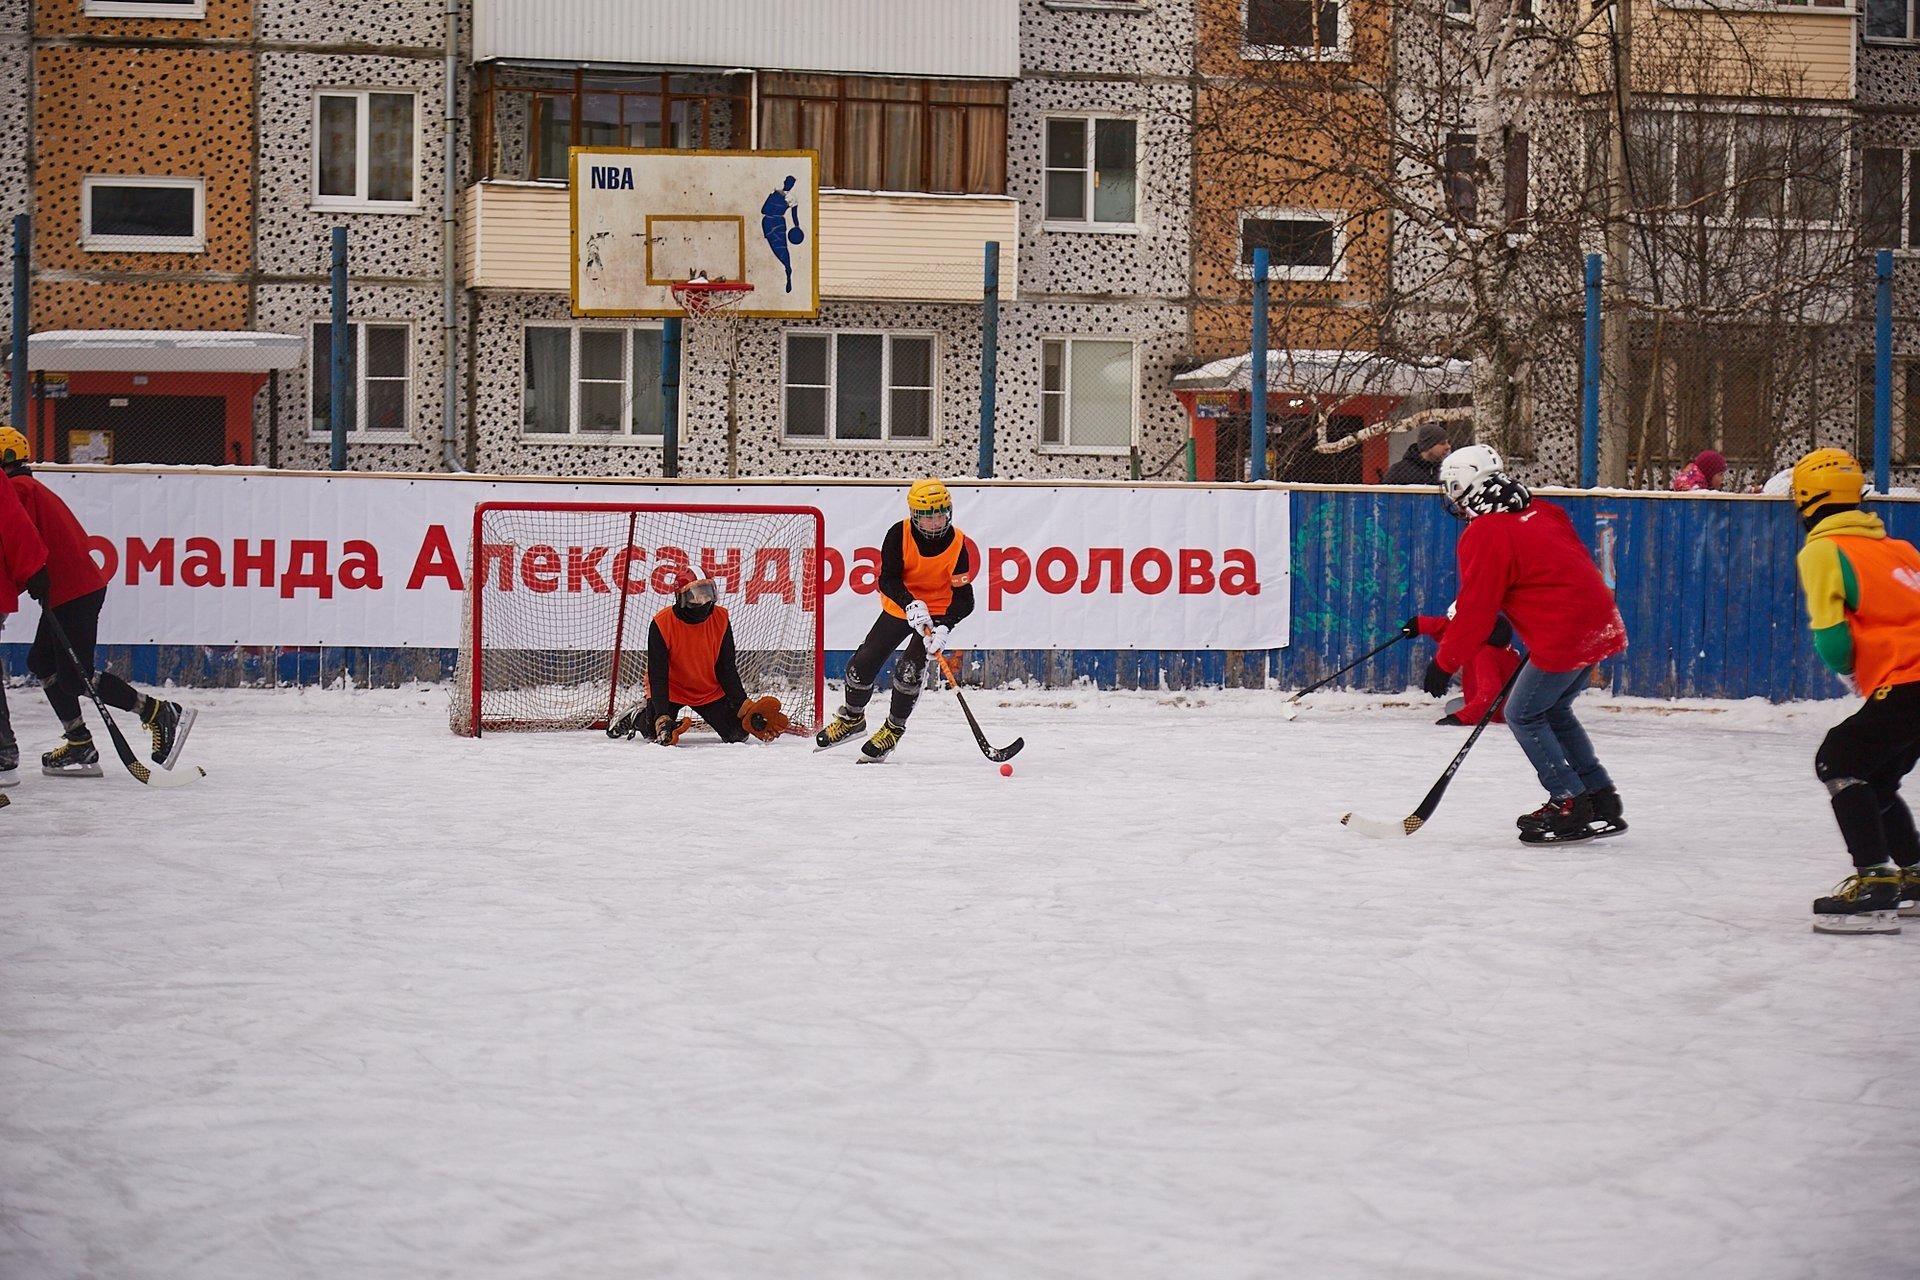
[907,478,952,535]
[1790,448,1866,517]
[0,426,29,468]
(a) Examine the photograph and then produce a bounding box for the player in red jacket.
[1424,445,1629,843]
[1401,607,1522,725]
[0,429,196,777]
[0,449,51,786]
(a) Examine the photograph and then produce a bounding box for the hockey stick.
[926,645,1023,763]
[1290,633,1413,721]
[1340,657,1528,838]
[40,609,205,788]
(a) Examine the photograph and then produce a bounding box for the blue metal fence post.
[1582,253,1602,489]
[10,215,27,432]
[978,241,1000,479]
[661,317,682,478]
[329,227,349,471]
[1875,249,1893,496]
[1250,247,1269,482]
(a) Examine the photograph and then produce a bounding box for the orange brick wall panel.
[1195,0,1391,82]
[35,47,255,274]
[1193,302,1379,361]
[35,0,253,42]
[33,280,250,332]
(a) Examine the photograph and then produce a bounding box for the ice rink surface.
[3,684,1916,1280]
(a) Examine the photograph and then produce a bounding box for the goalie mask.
[1439,444,1530,519]
[673,576,718,623]
[907,478,953,538]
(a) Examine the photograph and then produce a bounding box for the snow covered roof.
[28,330,305,373]
[1173,349,1472,398]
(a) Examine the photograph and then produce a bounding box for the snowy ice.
[3,685,1917,1279]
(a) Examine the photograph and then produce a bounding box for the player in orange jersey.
[815,478,976,762]
[609,576,788,745]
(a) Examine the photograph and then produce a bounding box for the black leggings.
[647,694,748,743]
[1815,680,1920,868]
[842,612,930,726]
[26,588,142,727]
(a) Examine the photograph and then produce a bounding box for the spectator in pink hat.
[1672,450,1727,492]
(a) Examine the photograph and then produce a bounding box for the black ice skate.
[42,733,103,778]
[0,738,17,789]
[1898,865,1920,920]
[814,707,867,751]
[1516,798,1561,833]
[1586,785,1628,838]
[1518,794,1597,845]
[858,718,907,763]
[141,698,196,769]
[1811,867,1903,935]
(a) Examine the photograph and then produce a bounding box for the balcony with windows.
[1576,0,1854,100]
[464,67,1017,303]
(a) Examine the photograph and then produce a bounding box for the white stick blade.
[1341,812,1413,839]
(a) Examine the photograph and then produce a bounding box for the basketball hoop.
[669,280,754,317]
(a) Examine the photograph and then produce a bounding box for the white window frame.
[80,175,205,253]
[1240,0,1351,61]
[1042,114,1142,233]
[312,89,422,212]
[83,0,205,16]
[1859,0,1911,35]
[1863,145,1920,251]
[1235,207,1349,281]
[1039,336,1139,456]
[779,329,940,447]
[518,322,669,443]
[307,320,415,442]
[1636,106,1848,231]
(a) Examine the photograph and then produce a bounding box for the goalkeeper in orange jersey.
[814,477,975,762]
[608,575,788,745]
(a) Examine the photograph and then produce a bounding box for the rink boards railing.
[2,485,1911,704]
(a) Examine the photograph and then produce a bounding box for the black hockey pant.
[1815,680,1920,869]
[646,694,749,743]
[842,612,931,727]
[26,588,143,730]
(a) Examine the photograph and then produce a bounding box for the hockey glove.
[24,567,49,604]
[738,695,790,742]
[653,715,690,746]
[1421,659,1453,700]
[1399,617,1421,639]
[904,599,934,634]
[922,624,950,657]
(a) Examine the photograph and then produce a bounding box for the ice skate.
[813,706,867,751]
[1586,785,1628,838]
[1515,797,1561,833]
[858,718,907,763]
[1811,867,1903,935]
[141,698,196,769]
[1517,794,1597,844]
[0,743,18,788]
[1898,865,1920,919]
[42,733,103,779]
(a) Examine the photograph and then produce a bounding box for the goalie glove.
[738,695,790,742]
[904,599,933,634]
[653,714,690,746]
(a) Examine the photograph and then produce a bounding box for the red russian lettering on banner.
[232,539,274,588]
[1129,549,1172,595]
[746,548,795,604]
[800,548,819,612]
[338,540,382,590]
[406,525,464,591]
[988,546,1031,611]
[700,548,743,593]
[1219,549,1261,596]
[819,546,846,595]
[124,536,174,586]
[649,546,692,594]
[520,545,562,593]
[180,536,225,587]
[567,546,611,593]
[609,546,647,594]
[86,533,117,580]
[1034,547,1077,594]
[281,540,334,599]
[1079,548,1123,592]
[476,543,515,590]
[1178,549,1214,595]
[847,547,881,595]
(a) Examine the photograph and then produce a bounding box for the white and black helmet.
[1438,443,1530,518]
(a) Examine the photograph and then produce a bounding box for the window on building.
[1864,148,1920,250]
[522,325,665,438]
[1867,0,1920,39]
[81,176,204,252]
[476,69,749,182]
[1041,339,1134,452]
[315,91,417,207]
[1237,210,1345,280]
[1629,340,1778,467]
[1617,110,1842,224]
[759,75,1007,194]
[1243,0,1345,56]
[1857,361,1920,466]
[1044,117,1138,227]
[83,0,205,16]
[1441,131,1533,227]
[310,323,412,436]
[782,331,935,443]
[1444,0,1535,19]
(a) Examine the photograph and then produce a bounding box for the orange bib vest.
[653,604,729,707]
[1829,534,1920,694]
[880,520,969,620]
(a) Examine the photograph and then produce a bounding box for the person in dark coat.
[1382,422,1453,485]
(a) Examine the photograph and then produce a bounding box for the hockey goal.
[449,502,825,737]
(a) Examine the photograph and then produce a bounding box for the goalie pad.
[739,695,791,741]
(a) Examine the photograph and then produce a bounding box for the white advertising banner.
[20,471,1290,652]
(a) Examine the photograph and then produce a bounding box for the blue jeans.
[1505,664,1612,801]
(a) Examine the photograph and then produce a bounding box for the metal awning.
[1173,349,1472,399]
[28,330,305,374]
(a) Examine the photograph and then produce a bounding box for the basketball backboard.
[570,149,820,319]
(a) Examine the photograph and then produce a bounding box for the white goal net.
[449,503,825,737]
